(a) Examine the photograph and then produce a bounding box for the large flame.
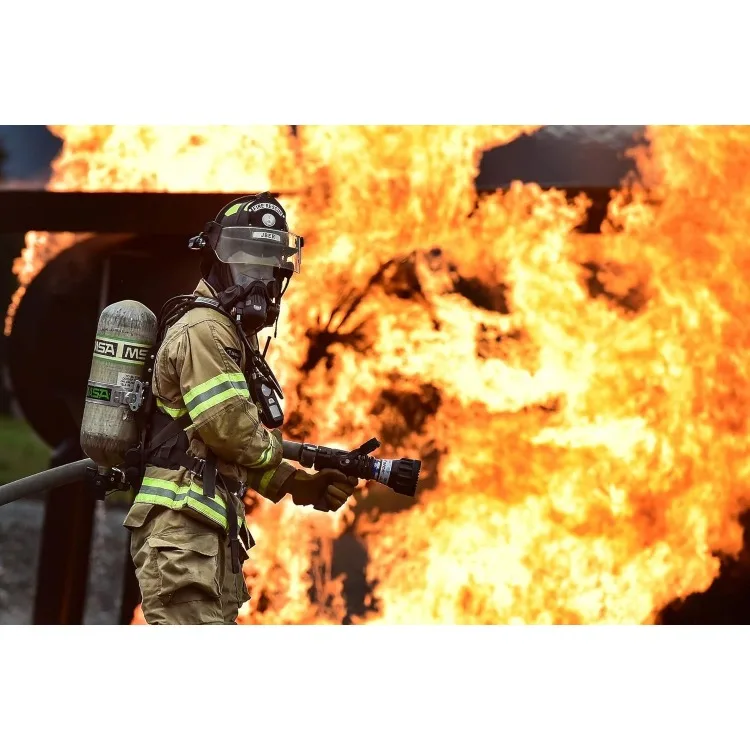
[13,124,750,624]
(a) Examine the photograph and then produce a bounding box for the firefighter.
[123,193,357,625]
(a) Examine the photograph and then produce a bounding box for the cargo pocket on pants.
[148,532,221,606]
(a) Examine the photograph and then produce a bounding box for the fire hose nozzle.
[281,438,421,497]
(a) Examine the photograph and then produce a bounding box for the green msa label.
[87,385,112,402]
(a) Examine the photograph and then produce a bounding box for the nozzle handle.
[281,440,318,468]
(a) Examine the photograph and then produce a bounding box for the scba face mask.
[213,229,299,334]
[220,266,286,335]
[190,193,304,334]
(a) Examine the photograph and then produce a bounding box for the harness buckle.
[190,457,206,479]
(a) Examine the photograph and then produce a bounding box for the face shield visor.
[213,226,302,279]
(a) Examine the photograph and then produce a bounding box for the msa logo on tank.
[94,337,150,363]
[122,344,149,361]
[87,385,112,402]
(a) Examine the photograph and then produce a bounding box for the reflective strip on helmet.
[183,372,249,421]
[156,398,188,419]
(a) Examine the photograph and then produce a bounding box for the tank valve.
[85,466,130,502]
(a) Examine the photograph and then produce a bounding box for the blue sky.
[0,125,61,184]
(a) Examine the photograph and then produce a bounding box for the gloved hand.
[283,469,358,512]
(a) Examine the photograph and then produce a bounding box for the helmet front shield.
[213,226,303,274]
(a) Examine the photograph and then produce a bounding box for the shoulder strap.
[191,296,237,324]
[145,293,238,453]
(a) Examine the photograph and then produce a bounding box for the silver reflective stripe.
[136,478,230,529]
[139,483,186,501]
[187,488,226,518]
[138,481,227,518]
[185,380,236,408]
[183,373,249,421]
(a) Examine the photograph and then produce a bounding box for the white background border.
[1,1,748,747]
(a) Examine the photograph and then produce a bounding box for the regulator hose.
[0,458,97,508]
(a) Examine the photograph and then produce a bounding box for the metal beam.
[0,191,289,234]
[0,187,615,235]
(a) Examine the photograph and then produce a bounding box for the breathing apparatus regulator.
[68,194,421,505]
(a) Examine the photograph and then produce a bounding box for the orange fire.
[12,125,750,624]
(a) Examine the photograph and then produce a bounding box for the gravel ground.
[0,497,130,625]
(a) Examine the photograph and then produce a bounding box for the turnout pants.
[126,505,250,625]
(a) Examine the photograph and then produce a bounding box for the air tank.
[80,300,157,467]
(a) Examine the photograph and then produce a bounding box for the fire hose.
[0,458,97,508]
[0,438,421,508]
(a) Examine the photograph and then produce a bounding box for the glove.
[283,468,358,512]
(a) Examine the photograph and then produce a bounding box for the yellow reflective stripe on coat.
[246,434,278,470]
[134,476,243,531]
[258,468,277,496]
[183,372,249,421]
[156,398,188,419]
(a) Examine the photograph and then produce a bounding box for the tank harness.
[124,294,266,573]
